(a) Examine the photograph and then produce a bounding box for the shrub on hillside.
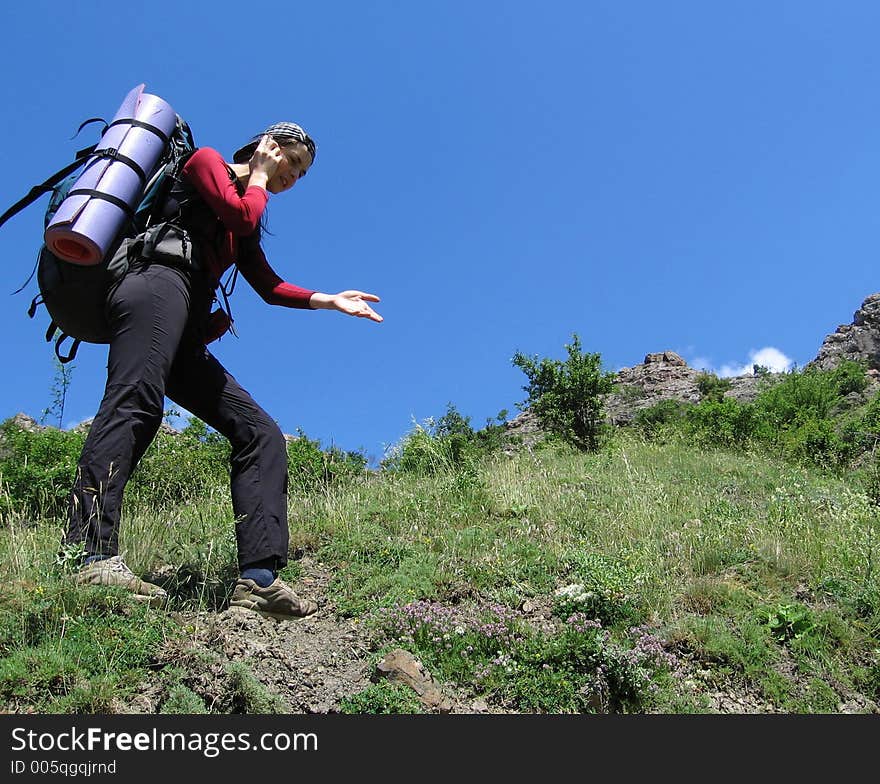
[752,362,867,434]
[747,361,869,466]
[632,399,690,437]
[686,398,758,449]
[696,372,732,403]
[512,334,616,452]
[128,419,231,506]
[0,419,85,520]
[286,429,367,493]
[630,361,873,468]
[0,414,367,520]
[845,391,880,454]
[382,403,508,475]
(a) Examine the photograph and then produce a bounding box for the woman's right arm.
[181,147,269,235]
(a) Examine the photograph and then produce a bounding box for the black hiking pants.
[63,262,290,571]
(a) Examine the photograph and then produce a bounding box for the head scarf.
[232,122,317,165]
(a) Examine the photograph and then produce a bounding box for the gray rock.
[376,648,453,713]
[808,292,880,372]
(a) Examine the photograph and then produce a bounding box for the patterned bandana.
[233,122,316,165]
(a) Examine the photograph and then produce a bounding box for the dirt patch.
[125,558,485,714]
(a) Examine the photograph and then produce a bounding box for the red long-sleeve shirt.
[181,147,316,309]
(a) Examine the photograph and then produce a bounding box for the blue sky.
[2,1,880,464]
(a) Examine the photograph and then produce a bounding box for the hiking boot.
[74,556,168,607]
[229,577,318,621]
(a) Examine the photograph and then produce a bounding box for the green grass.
[1,426,878,713]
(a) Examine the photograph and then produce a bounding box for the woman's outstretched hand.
[310,290,383,322]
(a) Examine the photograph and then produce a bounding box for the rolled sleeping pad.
[44,83,177,265]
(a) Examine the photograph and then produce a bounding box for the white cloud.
[691,347,795,378]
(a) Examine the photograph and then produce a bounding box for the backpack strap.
[43,321,80,364]
[27,293,43,318]
[54,335,81,364]
[139,148,198,230]
[106,117,171,144]
[64,188,136,218]
[14,249,41,296]
[0,115,111,230]
[216,265,239,337]
[0,144,97,230]
[83,146,148,187]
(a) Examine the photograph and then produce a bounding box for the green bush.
[696,373,732,403]
[0,413,367,523]
[635,361,873,469]
[128,420,230,506]
[512,334,616,452]
[830,360,869,397]
[842,391,880,455]
[632,399,690,437]
[752,363,866,436]
[286,429,367,492]
[686,398,757,449]
[381,403,507,475]
[136,417,368,503]
[0,419,86,520]
[746,362,869,467]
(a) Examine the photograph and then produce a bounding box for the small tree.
[512,334,616,451]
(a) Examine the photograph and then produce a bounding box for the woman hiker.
[65,122,382,620]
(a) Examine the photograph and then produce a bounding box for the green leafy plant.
[555,552,646,627]
[762,603,815,643]
[696,373,732,403]
[339,680,426,714]
[686,398,756,449]
[632,399,690,437]
[382,403,506,475]
[286,429,367,492]
[0,418,86,520]
[512,334,616,451]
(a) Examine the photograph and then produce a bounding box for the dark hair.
[232,122,317,165]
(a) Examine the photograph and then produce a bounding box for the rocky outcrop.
[8,413,42,432]
[504,351,781,444]
[605,351,704,425]
[605,351,783,423]
[808,293,880,372]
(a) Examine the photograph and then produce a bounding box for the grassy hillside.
[1,411,877,713]
[2,346,880,713]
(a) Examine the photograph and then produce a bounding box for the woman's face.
[267,142,313,194]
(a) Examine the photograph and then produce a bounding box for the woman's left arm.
[238,242,383,321]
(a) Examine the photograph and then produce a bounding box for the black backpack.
[1,114,197,362]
